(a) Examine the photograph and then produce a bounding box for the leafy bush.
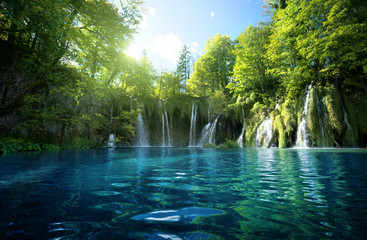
[203,143,217,148]
[218,139,239,148]
[66,137,90,149]
[0,138,59,154]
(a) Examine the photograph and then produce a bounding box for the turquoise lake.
[1,148,367,239]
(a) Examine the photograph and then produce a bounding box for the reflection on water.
[0,148,367,239]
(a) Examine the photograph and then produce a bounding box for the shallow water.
[0,148,367,239]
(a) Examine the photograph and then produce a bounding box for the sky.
[123,0,268,71]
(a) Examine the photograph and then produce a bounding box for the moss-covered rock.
[274,115,287,148]
[344,87,367,147]
[323,84,343,139]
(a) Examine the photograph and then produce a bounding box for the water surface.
[1,148,366,239]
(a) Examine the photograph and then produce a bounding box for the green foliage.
[66,137,90,150]
[187,34,235,97]
[203,143,217,148]
[0,138,59,154]
[113,110,138,146]
[209,90,228,116]
[176,45,192,92]
[122,54,157,100]
[218,139,240,148]
[324,85,343,136]
[274,115,287,148]
[231,23,279,99]
[156,71,182,100]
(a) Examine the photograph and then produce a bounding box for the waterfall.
[296,84,312,148]
[208,116,220,145]
[256,117,272,147]
[107,133,116,148]
[162,113,165,146]
[136,113,149,147]
[165,110,171,146]
[198,115,220,146]
[198,123,211,146]
[161,110,172,146]
[237,107,245,148]
[189,103,198,146]
[107,104,116,148]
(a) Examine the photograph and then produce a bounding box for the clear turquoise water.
[1,148,367,239]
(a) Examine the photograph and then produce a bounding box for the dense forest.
[1,0,367,153]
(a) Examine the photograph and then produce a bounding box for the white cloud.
[138,15,149,29]
[210,11,215,18]
[150,33,183,64]
[138,6,155,29]
[188,41,199,54]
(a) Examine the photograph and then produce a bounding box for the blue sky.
[124,0,268,71]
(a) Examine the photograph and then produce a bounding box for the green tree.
[187,34,235,97]
[121,53,157,100]
[229,23,277,101]
[156,71,181,100]
[267,0,367,96]
[176,45,192,92]
[0,0,143,116]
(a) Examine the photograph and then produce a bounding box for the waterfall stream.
[198,116,220,146]
[255,117,272,147]
[198,123,211,146]
[162,114,165,146]
[165,110,171,146]
[107,134,116,148]
[296,84,312,148]
[136,113,149,147]
[208,116,220,145]
[189,103,198,146]
[237,108,245,148]
[161,110,172,146]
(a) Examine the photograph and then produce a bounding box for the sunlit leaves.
[187,34,235,97]
[231,23,276,101]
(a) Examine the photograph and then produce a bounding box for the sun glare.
[125,43,143,59]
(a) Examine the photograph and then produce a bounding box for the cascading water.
[189,103,198,146]
[198,123,211,146]
[198,115,220,146]
[165,110,171,146]
[208,116,220,145]
[107,133,116,148]
[255,117,272,147]
[162,113,165,146]
[237,108,245,148]
[296,84,312,148]
[136,113,149,147]
[161,110,172,147]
